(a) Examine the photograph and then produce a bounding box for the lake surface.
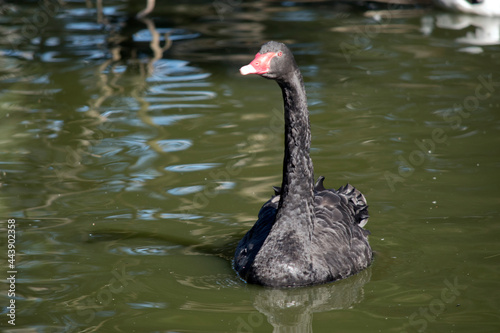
[1,0,499,332]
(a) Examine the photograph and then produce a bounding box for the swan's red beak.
[240,52,276,75]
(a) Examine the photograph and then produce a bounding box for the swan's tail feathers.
[272,186,281,196]
[314,176,326,191]
[337,183,369,228]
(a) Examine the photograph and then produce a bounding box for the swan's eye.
[277,51,283,57]
[255,61,260,66]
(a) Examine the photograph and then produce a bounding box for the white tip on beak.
[240,64,256,75]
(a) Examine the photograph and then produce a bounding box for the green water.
[1,1,499,332]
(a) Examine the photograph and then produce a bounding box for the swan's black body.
[234,41,372,288]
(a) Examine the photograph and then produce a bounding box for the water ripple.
[65,22,103,31]
[40,51,69,63]
[128,302,168,310]
[167,185,205,196]
[165,163,221,172]
[157,139,192,152]
[133,28,200,42]
[110,245,181,256]
[151,114,201,126]
[159,213,203,220]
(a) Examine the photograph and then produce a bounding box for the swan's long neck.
[275,68,315,228]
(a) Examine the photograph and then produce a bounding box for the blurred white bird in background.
[434,0,500,16]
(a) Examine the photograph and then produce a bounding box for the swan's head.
[240,41,296,80]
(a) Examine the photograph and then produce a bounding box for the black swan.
[233,41,373,288]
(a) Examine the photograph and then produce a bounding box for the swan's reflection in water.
[248,268,371,333]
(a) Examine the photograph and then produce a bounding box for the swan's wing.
[313,179,372,279]
[313,188,358,249]
[314,175,368,225]
[234,195,279,280]
[336,183,369,228]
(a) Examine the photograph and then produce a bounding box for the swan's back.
[234,176,373,287]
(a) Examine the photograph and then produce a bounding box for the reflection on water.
[252,269,371,333]
[426,13,500,49]
[0,1,499,332]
